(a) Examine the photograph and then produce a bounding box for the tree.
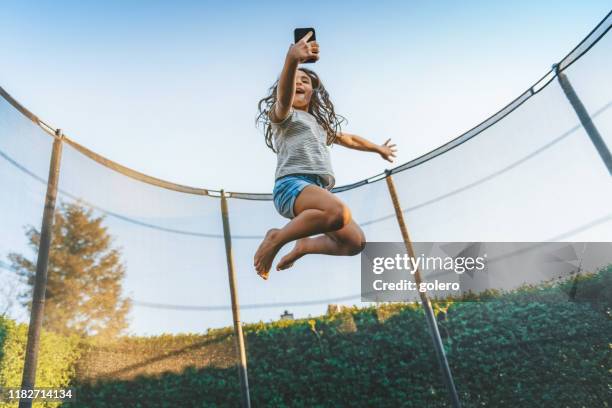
[8,200,131,338]
[0,270,20,318]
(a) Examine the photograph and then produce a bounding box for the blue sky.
[1,0,610,191]
[0,1,611,335]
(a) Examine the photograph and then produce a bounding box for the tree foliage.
[8,201,131,338]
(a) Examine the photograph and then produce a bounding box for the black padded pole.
[19,130,64,408]
[220,190,251,408]
[385,173,461,408]
[556,67,612,176]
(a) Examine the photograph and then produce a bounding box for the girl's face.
[293,70,314,111]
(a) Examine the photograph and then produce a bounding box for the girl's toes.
[276,262,294,271]
[276,261,288,271]
[277,253,296,270]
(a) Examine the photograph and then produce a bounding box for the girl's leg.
[276,220,365,270]
[254,185,364,276]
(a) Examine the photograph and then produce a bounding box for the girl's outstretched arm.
[334,132,398,163]
[272,31,319,122]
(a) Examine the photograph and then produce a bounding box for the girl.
[254,31,397,279]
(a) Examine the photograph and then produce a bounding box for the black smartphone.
[294,27,317,63]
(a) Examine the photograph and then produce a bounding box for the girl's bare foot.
[254,228,282,279]
[276,238,309,271]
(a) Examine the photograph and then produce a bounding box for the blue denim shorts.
[273,174,326,219]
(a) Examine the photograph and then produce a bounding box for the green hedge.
[0,318,80,408]
[70,265,612,408]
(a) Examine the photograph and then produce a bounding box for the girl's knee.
[346,240,365,256]
[325,203,351,231]
[345,231,366,256]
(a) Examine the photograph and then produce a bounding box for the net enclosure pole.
[555,66,612,176]
[220,190,252,408]
[18,130,64,408]
[385,172,461,408]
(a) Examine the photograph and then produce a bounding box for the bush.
[69,265,612,407]
[0,318,81,408]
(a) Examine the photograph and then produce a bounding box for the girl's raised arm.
[272,31,319,122]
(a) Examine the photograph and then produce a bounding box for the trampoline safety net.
[0,10,610,408]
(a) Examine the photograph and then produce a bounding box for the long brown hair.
[256,67,346,152]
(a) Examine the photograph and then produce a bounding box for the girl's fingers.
[383,138,391,145]
[300,31,314,43]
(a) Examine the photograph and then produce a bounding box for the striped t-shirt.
[271,107,335,190]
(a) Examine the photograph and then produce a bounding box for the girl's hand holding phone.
[287,31,319,64]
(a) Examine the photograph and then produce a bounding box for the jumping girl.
[254,31,397,279]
